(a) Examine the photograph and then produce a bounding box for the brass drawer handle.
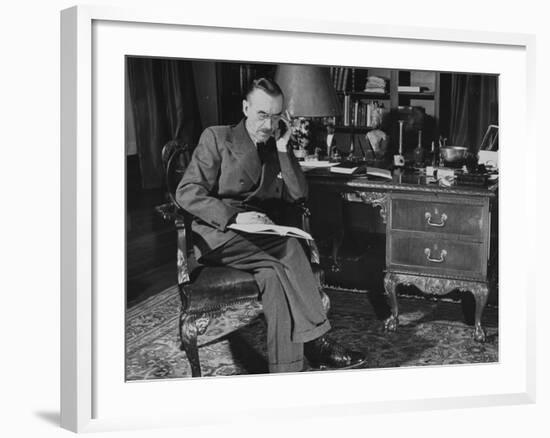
[424,248,447,263]
[424,211,448,227]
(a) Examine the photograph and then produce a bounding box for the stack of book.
[364,75,388,93]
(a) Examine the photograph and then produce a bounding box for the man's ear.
[242,99,249,117]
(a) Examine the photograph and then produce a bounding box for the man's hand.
[275,112,292,153]
[235,211,274,225]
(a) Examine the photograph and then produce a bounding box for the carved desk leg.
[383,272,400,331]
[469,283,489,343]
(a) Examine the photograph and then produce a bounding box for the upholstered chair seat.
[186,266,260,313]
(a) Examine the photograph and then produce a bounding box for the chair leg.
[179,313,202,377]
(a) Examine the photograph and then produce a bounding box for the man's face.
[243,89,284,144]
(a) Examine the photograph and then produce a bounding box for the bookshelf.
[330,67,441,158]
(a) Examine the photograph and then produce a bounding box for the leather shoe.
[304,336,366,370]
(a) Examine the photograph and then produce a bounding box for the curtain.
[126,58,202,188]
[125,66,138,156]
[449,74,498,151]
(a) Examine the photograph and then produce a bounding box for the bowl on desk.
[440,146,468,167]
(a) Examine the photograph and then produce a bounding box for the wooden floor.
[126,185,177,307]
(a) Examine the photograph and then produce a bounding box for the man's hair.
[244,77,283,100]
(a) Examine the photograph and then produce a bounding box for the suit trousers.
[201,233,331,373]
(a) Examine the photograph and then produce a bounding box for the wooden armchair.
[156,140,329,377]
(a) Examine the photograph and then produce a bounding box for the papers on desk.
[366,167,392,179]
[330,164,392,179]
[299,160,339,171]
[298,160,393,180]
[330,163,366,175]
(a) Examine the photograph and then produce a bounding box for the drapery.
[448,74,498,151]
[126,57,202,188]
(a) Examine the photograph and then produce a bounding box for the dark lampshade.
[274,64,341,118]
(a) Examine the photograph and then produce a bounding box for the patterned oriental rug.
[126,286,498,380]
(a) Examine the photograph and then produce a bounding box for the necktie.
[257,142,269,165]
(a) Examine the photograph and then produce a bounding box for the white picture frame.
[60,5,536,433]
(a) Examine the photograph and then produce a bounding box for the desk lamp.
[274,64,341,158]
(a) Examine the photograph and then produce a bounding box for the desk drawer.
[388,232,486,278]
[391,198,485,238]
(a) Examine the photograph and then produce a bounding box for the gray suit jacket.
[176,118,308,260]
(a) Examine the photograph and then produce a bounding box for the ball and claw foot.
[473,325,487,343]
[383,315,399,332]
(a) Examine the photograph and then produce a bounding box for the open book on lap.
[228,223,313,240]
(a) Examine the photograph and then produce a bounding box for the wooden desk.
[305,168,498,342]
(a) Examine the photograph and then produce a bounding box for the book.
[342,68,349,91]
[330,162,366,175]
[299,160,340,170]
[228,223,312,240]
[398,85,425,92]
[363,87,386,94]
[337,67,344,91]
[366,166,392,179]
[330,164,393,179]
[368,106,373,126]
[343,94,351,126]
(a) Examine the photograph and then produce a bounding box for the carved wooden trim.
[194,316,211,335]
[176,225,190,285]
[341,191,388,223]
[388,269,489,283]
[308,177,497,198]
[180,314,198,344]
[386,272,487,296]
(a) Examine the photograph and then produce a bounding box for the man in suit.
[177,77,365,373]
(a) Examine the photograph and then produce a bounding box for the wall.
[1,1,547,438]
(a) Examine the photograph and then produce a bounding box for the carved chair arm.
[295,200,311,233]
[295,200,321,266]
[175,219,191,285]
[155,201,185,222]
[155,199,191,279]
[296,200,328,309]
